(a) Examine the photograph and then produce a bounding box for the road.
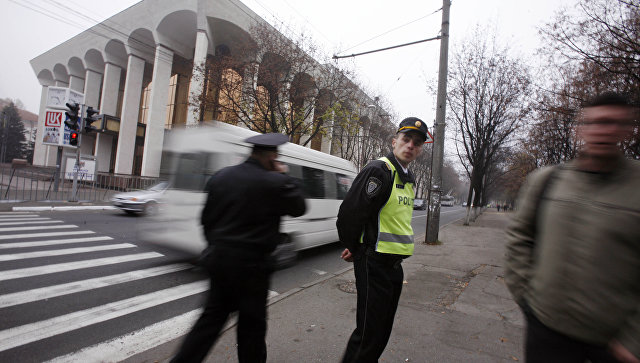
[0,206,466,362]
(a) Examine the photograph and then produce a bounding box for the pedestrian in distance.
[505,92,640,363]
[170,133,306,363]
[337,117,428,362]
[497,204,501,212]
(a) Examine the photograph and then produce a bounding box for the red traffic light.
[70,132,78,146]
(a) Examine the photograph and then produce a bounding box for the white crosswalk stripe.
[0,280,209,352]
[0,253,163,282]
[0,236,113,249]
[0,213,224,361]
[0,224,77,232]
[0,213,39,218]
[0,230,95,240]
[0,220,61,226]
[0,243,137,261]
[0,217,54,223]
[0,263,192,308]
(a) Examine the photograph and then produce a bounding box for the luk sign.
[42,109,77,148]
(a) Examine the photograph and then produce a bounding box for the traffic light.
[64,102,80,130]
[84,106,100,133]
[70,131,78,146]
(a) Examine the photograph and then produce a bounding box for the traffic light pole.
[69,104,84,202]
[425,0,451,244]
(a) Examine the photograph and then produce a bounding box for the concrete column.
[320,109,333,154]
[186,30,209,126]
[114,55,145,175]
[141,44,173,177]
[84,69,102,108]
[32,85,49,166]
[241,63,259,126]
[95,63,121,172]
[300,98,315,148]
[81,69,103,157]
[68,75,85,93]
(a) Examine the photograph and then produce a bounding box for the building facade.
[30,0,383,177]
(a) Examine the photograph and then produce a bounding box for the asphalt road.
[0,206,466,362]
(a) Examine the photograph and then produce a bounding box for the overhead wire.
[336,7,442,56]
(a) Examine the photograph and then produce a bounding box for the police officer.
[171,133,306,363]
[337,117,428,362]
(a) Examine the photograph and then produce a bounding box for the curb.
[12,205,117,211]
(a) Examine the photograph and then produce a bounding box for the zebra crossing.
[0,212,210,363]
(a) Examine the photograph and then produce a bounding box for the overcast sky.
[1,0,576,125]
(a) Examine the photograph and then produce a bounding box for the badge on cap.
[415,121,421,128]
[366,177,382,196]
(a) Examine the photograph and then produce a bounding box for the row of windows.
[168,152,354,200]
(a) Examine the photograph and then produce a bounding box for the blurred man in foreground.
[505,92,640,363]
[171,133,306,363]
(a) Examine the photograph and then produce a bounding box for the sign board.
[42,108,77,148]
[425,130,434,144]
[46,87,84,110]
[64,157,96,181]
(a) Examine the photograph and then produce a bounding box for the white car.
[111,181,169,215]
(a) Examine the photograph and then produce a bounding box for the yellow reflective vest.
[371,156,415,256]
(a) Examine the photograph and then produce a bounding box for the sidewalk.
[134,211,524,363]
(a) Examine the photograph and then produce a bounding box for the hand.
[341,248,353,262]
[272,160,289,174]
[610,340,640,363]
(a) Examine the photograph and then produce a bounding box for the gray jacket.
[505,158,640,357]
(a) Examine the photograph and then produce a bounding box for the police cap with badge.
[397,117,428,143]
[245,133,289,151]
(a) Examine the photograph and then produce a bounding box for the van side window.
[302,166,325,199]
[336,174,354,200]
[324,172,337,199]
[172,153,210,191]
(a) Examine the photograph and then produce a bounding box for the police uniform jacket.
[337,152,415,258]
[201,157,306,260]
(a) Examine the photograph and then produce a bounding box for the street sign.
[425,130,434,144]
[42,108,77,148]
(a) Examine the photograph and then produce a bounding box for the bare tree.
[194,22,360,150]
[539,0,640,159]
[448,28,532,222]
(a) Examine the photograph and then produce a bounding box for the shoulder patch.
[366,177,383,197]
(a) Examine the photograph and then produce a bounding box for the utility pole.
[0,112,6,164]
[425,0,451,244]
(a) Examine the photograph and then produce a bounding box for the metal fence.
[0,164,160,202]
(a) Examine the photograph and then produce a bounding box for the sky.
[0,0,577,125]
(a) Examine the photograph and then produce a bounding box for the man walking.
[171,133,306,363]
[337,117,428,362]
[505,92,640,363]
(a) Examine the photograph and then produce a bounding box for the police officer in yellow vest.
[337,117,428,362]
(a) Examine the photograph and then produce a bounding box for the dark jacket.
[201,157,306,258]
[336,152,415,256]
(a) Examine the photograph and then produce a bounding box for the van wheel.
[270,233,298,270]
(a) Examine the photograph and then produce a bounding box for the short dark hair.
[585,92,631,108]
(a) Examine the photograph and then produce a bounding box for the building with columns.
[30,0,384,177]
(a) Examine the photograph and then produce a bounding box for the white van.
[139,121,357,256]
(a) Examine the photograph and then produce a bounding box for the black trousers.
[524,309,618,363]
[170,255,271,363]
[342,252,404,363]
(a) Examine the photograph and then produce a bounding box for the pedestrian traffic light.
[70,131,78,146]
[64,102,80,131]
[84,106,100,133]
